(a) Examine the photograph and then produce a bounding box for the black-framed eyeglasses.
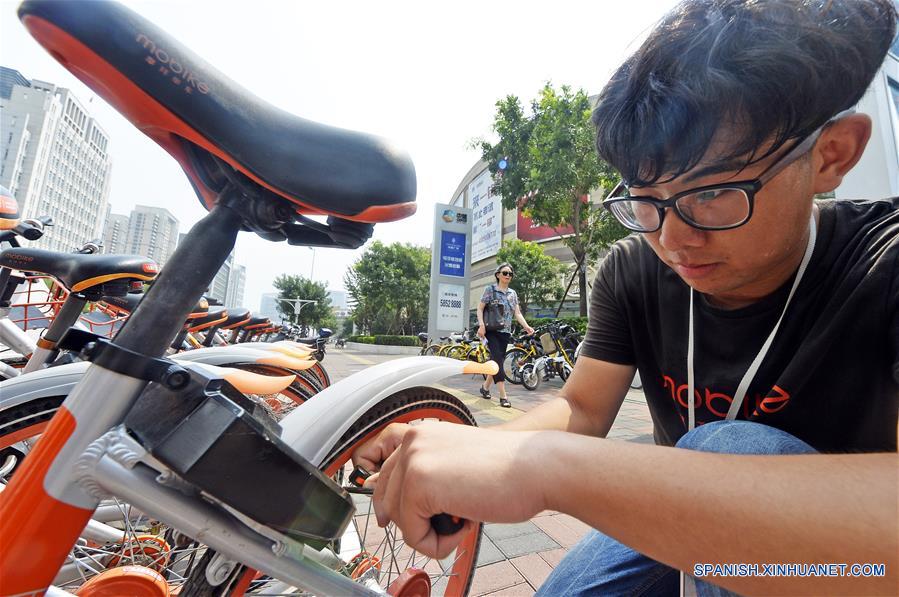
[499,271,514,277]
[602,111,852,233]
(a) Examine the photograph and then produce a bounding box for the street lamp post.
[275,297,317,334]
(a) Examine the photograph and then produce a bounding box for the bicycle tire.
[0,395,65,478]
[0,396,214,591]
[445,345,468,361]
[436,345,454,357]
[212,387,482,596]
[559,362,572,382]
[422,344,441,356]
[308,361,331,388]
[521,363,541,391]
[502,347,529,385]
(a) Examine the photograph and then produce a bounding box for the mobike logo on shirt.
[660,374,791,421]
[136,33,210,95]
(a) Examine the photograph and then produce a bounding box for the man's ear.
[811,114,872,194]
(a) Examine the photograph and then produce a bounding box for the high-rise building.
[0,67,30,99]
[102,212,130,254]
[258,292,281,321]
[0,67,112,253]
[204,250,247,308]
[226,263,246,309]
[126,205,179,265]
[208,252,233,305]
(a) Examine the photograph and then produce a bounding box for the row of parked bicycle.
[0,216,333,383]
[418,321,583,390]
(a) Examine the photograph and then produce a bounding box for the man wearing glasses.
[361,0,898,593]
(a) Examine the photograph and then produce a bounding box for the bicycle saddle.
[184,297,210,322]
[243,316,271,330]
[18,0,416,225]
[0,247,158,293]
[102,292,143,313]
[187,306,228,332]
[220,308,252,329]
[0,187,20,231]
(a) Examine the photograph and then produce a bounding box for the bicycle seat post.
[113,185,244,358]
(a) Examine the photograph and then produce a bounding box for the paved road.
[324,348,655,596]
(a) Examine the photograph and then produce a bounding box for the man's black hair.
[593,0,898,186]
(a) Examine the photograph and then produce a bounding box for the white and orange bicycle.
[0,1,497,595]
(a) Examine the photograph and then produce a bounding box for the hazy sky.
[0,0,679,310]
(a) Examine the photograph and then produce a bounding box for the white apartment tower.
[226,263,246,309]
[209,251,233,305]
[126,205,179,265]
[102,212,130,254]
[0,68,112,252]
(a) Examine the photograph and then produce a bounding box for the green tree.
[272,274,332,336]
[344,241,430,335]
[494,239,564,316]
[480,83,629,315]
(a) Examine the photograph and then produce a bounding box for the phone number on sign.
[439,299,462,308]
[693,563,886,578]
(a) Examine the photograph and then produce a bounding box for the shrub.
[347,335,375,344]
[373,335,420,347]
[530,316,589,335]
[346,335,419,346]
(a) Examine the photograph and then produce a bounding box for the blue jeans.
[537,421,817,597]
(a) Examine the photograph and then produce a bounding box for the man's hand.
[352,422,410,474]
[371,423,548,559]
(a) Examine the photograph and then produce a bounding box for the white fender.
[0,347,304,412]
[174,345,315,370]
[280,356,496,466]
[0,361,90,412]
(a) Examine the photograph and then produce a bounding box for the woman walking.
[477,263,535,408]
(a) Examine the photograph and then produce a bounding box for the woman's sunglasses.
[499,271,514,277]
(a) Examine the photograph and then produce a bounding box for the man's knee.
[675,420,817,455]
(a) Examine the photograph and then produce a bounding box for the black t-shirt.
[582,199,899,453]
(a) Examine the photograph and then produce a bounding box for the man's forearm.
[495,396,613,436]
[538,432,898,595]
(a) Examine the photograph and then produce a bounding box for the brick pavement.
[324,348,654,596]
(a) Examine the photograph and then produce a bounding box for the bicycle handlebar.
[3,216,52,241]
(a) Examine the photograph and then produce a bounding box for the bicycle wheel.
[521,363,541,391]
[208,387,482,596]
[228,364,319,418]
[502,348,529,385]
[444,345,468,361]
[308,361,331,388]
[0,397,212,591]
[0,395,65,480]
[422,344,441,356]
[436,344,454,357]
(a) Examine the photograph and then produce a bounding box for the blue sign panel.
[439,230,466,277]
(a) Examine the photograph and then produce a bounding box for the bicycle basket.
[7,274,65,331]
[539,332,558,355]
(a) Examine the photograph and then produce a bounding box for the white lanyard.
[686,214,817,431]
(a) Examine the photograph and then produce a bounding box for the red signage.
[517,211,572,242]
[516,193,587,242]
